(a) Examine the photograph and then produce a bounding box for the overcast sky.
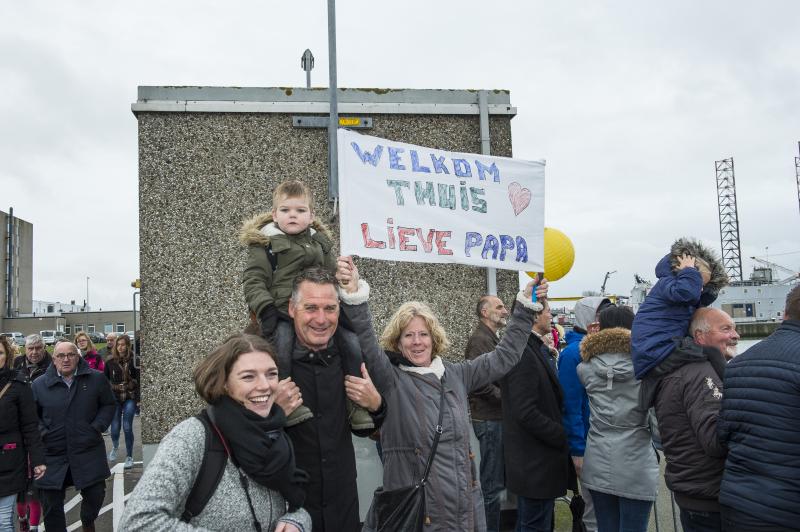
[2,1,798,311]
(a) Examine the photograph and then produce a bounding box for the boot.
[82,524,95,532]
[284,405,314,427]
[348,399,375,431]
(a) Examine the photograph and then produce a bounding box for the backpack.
[180,410,230,522]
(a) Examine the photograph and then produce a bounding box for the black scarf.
[210,396,308,511]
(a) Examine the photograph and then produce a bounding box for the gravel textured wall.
[138,110,518,442]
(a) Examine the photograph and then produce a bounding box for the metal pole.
[86,276,90,311]
[478,90,497,295]
[5,207,13,318]
[327,0,339,202]
[132,291,140,368]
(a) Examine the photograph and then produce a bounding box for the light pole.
[327,0,339,202]
[86,276,90,311]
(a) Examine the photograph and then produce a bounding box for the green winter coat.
[239,213,337,317]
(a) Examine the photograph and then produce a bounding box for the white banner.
[338,129,545,271]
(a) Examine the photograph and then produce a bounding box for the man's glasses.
[55,353,79,360]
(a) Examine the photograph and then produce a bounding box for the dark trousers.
[516,496,554,532]
[40,470,105,532]
[679,507,722,532]
[589,489,652,532]
[473,419,505,532]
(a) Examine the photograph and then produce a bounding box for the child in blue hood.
[631,238,728,384]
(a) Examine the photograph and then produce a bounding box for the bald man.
[691,308,740,361]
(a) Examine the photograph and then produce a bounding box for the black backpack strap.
[181,410,229,522]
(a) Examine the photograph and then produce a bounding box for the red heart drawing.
[508,182,532,216]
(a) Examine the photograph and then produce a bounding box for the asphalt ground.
[44,415,143,532]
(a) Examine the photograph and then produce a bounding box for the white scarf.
[398,355,446,380]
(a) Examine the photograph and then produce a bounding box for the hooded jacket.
[239,213,337,317]
[631,238,728,378]
[577,328,659,501]
[340,282,537,532]
[557,297,609,457]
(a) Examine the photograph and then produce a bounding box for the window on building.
[65,325,71,334]
[104,323,113,333]
[116,323,125,333]
[47,304,55,313]
[88,324,95,333]
[74,325,84,333]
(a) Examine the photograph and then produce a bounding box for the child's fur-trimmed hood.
[580,327,631,362]
[669,237,728,292]
[238,212,333,247]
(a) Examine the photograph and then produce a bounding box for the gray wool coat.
[119,418,311,532]
[577,327,659,501]
[341,286,535,532]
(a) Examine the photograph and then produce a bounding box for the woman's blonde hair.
[74,331,95,353]
[193,333,277,404]
[380,301,451,357]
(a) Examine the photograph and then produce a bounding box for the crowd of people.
[5,177,798,532]
[0,331,139,532]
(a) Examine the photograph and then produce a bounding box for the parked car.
[39,330,67,345]
[0,332,26,346]
[88,331,106,344]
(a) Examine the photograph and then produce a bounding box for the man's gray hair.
[690,310,712,336]
[290,267,340,305]
[25,334,44,346]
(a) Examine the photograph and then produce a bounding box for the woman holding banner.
[335,257,546,531]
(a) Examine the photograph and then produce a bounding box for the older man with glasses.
[31,341,115,532]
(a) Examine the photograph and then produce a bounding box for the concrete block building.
[133,86,521,444]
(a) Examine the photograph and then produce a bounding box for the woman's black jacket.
[0,369,45,497]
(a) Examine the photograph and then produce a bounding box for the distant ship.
[711,265,798,323]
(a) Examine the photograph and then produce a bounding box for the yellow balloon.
[526,227,575,282]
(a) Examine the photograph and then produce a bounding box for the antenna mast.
[715,157,743,283]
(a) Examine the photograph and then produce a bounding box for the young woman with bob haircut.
[119,333,311,532]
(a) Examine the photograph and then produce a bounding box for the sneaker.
[284,405,314,427]
[124,457,134,469]
[108,447,118,461]
[347,399,375,431]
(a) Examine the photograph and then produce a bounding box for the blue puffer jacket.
[558,330,589,456]
[631,255,717,378]
[718,319,800,529]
